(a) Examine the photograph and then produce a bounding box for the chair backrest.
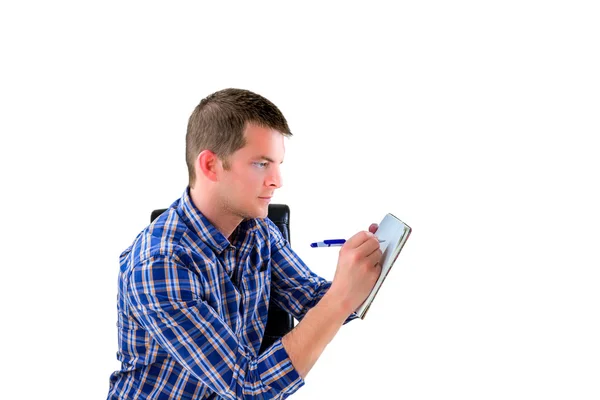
[150,204,294,354]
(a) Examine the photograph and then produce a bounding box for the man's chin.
[240,206,269,220]
[255,204,270,219]
[252,208,269,220]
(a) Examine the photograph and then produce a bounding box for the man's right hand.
[329,230,383,316]
[281,229,383,378]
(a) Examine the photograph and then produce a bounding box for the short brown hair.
[186,88,292,186]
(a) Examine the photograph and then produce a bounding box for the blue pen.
[310,238,385,248]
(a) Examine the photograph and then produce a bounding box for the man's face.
[216,124,285,220]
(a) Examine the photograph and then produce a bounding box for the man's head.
[186,88,292,220]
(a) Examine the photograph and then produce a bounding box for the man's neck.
[189,186,242,241]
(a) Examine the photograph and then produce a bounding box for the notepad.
[355,213,412,319]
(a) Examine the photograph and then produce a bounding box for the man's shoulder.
[255,216,287,250]
[120,207,193,266]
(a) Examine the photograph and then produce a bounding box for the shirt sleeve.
[266,219,359,325]
[127,252,305,400]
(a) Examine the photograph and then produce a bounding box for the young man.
[107,88,383,399]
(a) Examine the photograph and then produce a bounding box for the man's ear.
[197,150,221,182]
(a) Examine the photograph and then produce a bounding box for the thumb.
[368,223,378,234]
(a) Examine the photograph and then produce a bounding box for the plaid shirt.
[108,189,355,399]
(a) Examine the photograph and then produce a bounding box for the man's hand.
[329,225,383,317]
[281,223,382,379]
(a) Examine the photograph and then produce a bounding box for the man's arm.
[281,286,350,378]
[280,231,383,378]
[266,220,357,324]
[127,253,304,400]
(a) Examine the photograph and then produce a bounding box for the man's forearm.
[281,289,350,378]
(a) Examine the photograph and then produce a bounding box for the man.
[107,88,382,399]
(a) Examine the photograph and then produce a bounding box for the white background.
[1,1,599,399]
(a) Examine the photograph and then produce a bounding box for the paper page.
[355,213,411,318]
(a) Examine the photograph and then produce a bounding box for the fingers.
[366,246,383,267]
[344,230,375,248]
[342,232,381,268]
[343,230,382,263]
[355,234,381,258]
[346,225,379,248]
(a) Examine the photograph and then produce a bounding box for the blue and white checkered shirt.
[108,188,355,399]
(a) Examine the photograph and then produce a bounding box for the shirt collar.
[178,187,258,255]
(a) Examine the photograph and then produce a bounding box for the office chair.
[150,204,294,355]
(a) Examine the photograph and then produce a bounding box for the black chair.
[150,204,294,354]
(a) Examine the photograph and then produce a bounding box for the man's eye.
[254,162,268,168]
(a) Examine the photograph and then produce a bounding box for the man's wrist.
[320,286,354,322]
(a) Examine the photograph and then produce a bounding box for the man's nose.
[267,166,283,188]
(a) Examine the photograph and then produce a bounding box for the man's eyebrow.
[257,156,283,164]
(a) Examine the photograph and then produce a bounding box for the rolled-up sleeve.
[267,220,359,325]
[127,254,304,400]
